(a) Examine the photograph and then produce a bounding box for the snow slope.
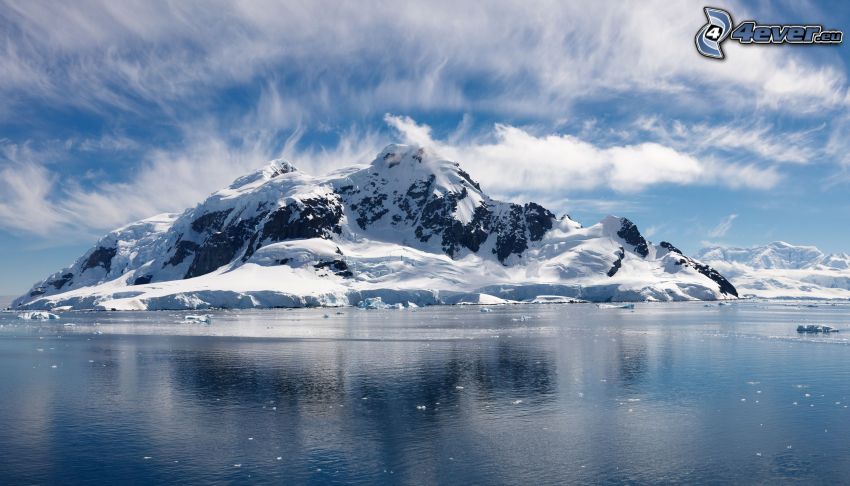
[14,145,737,310]
[696,242,850,299]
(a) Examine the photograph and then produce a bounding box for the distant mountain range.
[696,242,850,299]
[14,144,737,311]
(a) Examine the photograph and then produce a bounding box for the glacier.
[12,145,737,311]
[697,242,850,300]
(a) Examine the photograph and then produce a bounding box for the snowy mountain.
[14,144,737,310]
[697,241,850,270]
[696,242,850,299]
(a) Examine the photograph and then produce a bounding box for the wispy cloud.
[0,0,841,250]
[632,116,827,166]
[0,0,846,122]
[708,214,739,238]
[0,113,779,239]
[0,118,383,238]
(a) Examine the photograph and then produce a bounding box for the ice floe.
[18,311,60,320]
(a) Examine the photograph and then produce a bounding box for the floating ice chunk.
[527,295,583,304]
[18,311,60,320]
[796,324,838,333]
[184,314,212,323]
[356,297,402,310]
[596,303,635,309]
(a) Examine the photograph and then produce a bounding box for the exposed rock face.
[313,259,353,278]
[13,144,739,309]
[83,247,118,273]
[334,147,555,263]
[618,219,649,258]
[166,241,200,268]
[661,241,738,297]
[607,247,625,277]
[262,196,343,243]
[185,214,266,279]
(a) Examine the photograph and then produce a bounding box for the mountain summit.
[14,145,736,310]
[697,242,850,299]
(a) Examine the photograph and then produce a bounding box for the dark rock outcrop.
[661,241,738,297]
[261,196,343,242]
[617,218,649,258]
[83,247,117,273]
[607,247,625,277]
[186,214,267,279]
[51,273,74,289]
[191,209,233,234]
[314,259,353,278]
[165,240,200,267]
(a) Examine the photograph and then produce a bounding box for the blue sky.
[0,0,848,295]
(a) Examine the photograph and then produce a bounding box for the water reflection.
[2,303,850,484]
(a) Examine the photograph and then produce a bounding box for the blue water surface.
[1,301,849,484]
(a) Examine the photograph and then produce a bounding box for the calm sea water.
[1,302,850,484]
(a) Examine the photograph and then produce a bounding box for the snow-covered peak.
[365,144,484,197]
[14,145,739,309]
[225,158,299,194]
[695,241,842,270]
[599,215,650,258]
[266,158,297,177]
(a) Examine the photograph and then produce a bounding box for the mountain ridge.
[14,144,737,310]
[697,242,850,300]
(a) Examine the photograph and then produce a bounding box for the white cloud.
[385,114,781,196]
[0,0,845,120]
[0,113,780,239]
[708,214,739,238]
